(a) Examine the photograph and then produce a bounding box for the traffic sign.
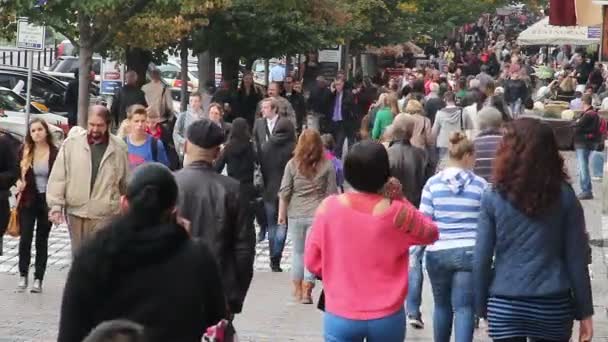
[16,18,45,51]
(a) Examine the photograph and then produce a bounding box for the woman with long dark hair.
[15,118,58,293]
[278,129,337,304]
[57,163,227,342]
[214,117,258,245]
[236,72,263,128]
[473,118,594,342]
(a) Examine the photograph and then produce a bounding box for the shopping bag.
[6,207,19,237]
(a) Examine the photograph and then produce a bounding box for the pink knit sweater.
[305,194,438,320]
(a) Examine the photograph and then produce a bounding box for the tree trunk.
[342,42,350,79]
[244,57,255,72]
[285,55,292,77]
[264,59,270,88]
[77,13,93,128]
[198,50,211,89]
[180,38,189,112]
[125,47,152,87]
[220,54,239,86]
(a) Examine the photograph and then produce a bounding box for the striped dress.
[487,294,574,341]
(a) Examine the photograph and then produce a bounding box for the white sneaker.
[30,279,42,293]
[17,276,27,290]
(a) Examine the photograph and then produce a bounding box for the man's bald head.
[89,105,111,124]
[88,105,110,139]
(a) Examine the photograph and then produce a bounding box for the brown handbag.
[6,198,20,237]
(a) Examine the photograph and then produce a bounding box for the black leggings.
[495,338,569,342]
[18,193,51,280]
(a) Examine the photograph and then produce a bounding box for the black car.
[0,67,69,113]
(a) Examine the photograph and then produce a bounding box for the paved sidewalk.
[0,153,605,341]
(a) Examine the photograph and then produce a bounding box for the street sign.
[16,18,45,51]
[100,60,125,95]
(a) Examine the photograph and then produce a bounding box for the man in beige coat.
[47,105,129,255]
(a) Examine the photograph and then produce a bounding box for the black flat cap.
[186,118,225,148]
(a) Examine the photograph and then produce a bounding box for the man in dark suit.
[281,75,306,133]
[328,76,356,158]
[252,98,296,272]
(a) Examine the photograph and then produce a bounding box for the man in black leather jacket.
[0,131,19,255]
[174,119,255,314]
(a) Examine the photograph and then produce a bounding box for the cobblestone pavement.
[0,153,605,341]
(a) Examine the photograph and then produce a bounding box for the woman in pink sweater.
[305,141,439,341]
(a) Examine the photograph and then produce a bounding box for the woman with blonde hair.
[420,132,487,341]
[15,118,58,293]
[401,99,434,151]
[372,92,399,140]
[278,129,337,304]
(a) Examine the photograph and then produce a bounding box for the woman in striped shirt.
[419,132,487,342]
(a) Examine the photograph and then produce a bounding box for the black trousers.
[18,193,51,280]
[0,199,9,236]
[330,120,357,159]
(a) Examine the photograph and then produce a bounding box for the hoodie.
[58,221,227,342]
[419,167,487,251]
[432,106,474,148]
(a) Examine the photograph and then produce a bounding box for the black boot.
[270,257,283,272]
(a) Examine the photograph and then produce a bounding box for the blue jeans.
[426,247,475,342]
[289,216,315,282]
[324,308,406,342]
[406,246,425,317]
[590,150,604,179]
[264,200,287,261]
[576,148,592,195]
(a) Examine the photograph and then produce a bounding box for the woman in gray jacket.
[278,129,337,304]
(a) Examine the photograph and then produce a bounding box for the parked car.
[0,67,68,113]
[44,55,102,83]
[0,87,69,133]
[0,115,65,144]
[158,60,199,91]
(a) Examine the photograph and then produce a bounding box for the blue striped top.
[419,167,487,251]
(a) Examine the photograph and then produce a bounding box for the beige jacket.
[47,131,129,219]
[404,113,434,150]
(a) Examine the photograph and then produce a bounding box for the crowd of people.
[0,9,601,341]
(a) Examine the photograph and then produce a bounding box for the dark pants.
[18,193,51,280]
[0,199,9,254]
[0,199,9,236]
[264,199,287,263]
[330,120,357,159]
[240,183,256,240]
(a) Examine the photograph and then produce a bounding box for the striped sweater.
[419,167,487,251]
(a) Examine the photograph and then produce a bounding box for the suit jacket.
[252,116,296,202]
[327,90,356,122]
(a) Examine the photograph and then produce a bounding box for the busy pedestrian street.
[2,1,608,341]
[0,157,603,342]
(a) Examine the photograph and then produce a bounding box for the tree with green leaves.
[0,0,227,126]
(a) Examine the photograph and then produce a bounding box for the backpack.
[125,136,158,162]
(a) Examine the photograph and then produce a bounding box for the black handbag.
[317,290,325,311]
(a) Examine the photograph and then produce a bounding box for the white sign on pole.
[100,60,125,95]
[16,18,45,51]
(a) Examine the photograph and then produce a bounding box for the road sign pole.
[24,51,33,136]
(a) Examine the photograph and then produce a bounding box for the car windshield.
[0,90,26,112]
[48,58,79,73]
